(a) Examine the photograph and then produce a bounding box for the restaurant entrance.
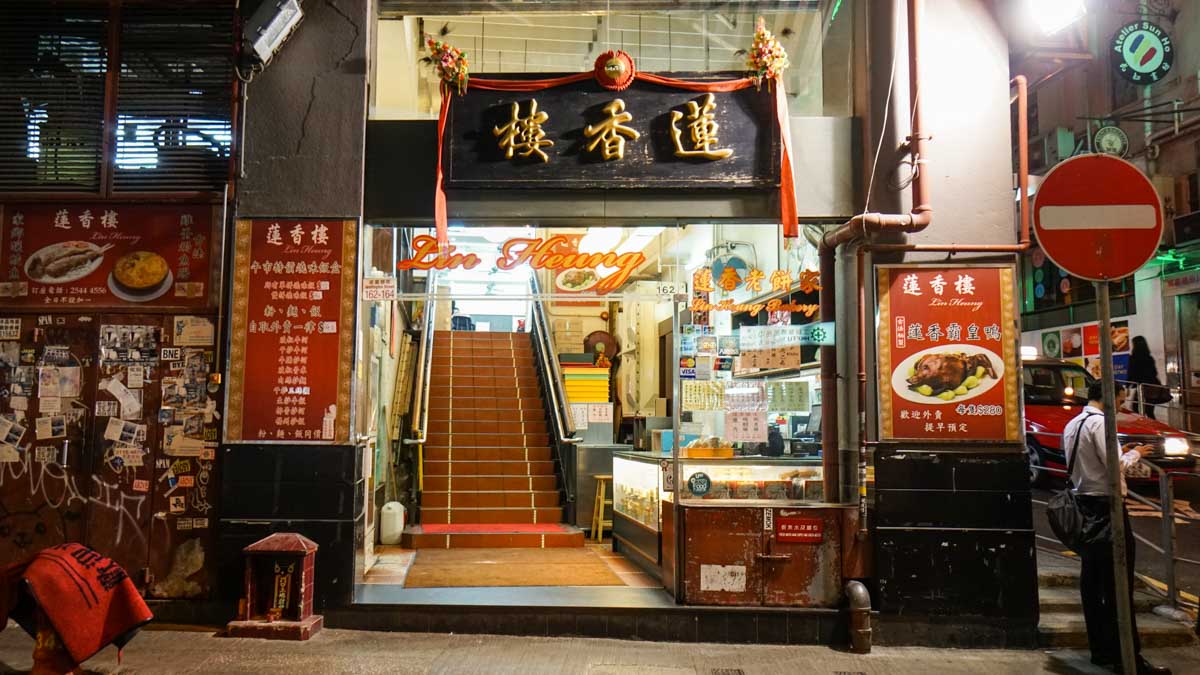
[352,222,845,612]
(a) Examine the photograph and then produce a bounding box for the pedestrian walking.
[1062,381,1170,674]
[1128,336,1166,420]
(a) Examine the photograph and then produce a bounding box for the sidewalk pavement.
[2,624,1198,674]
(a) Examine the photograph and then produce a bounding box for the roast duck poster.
[876,265,1020,442]
[0,204,213,309]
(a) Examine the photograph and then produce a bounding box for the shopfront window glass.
[372,1,856,120]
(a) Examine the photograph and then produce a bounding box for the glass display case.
[677,458,823,503]
[613,453,662,531]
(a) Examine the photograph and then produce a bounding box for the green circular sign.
[687,472,711,496]
[1112,21,1173,84]
[1042,331,1061,359]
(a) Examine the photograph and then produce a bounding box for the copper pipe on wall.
[819,0,932,500]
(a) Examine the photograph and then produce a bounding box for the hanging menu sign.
[876,265,1019,442]
[0,203,215,308]
[225,219,357,444]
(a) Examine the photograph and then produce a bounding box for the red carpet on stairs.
[418,523,576,534]
[402,331,585,549]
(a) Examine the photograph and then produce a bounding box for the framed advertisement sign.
[0,203,218,309]
[876,265,1020,442]
[225,219,357,444]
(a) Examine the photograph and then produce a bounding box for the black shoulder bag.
[1046,415,1090,553]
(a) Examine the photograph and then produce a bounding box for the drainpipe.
[819,0,933,500]
[846,579,872,653]
[818,0,1033,508]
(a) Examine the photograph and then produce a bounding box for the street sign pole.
[1096,281,1137,675]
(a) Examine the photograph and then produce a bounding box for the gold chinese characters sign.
[444,73,780,190]
[691,266,820,317]
[226,219,357,444]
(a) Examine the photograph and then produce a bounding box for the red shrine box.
[225,533,323,640]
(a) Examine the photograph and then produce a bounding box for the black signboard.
[444,72,781,190]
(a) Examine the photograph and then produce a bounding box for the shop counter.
[612,451,843,607]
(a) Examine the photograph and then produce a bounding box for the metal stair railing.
[403,270,438,499]
[529,273,580,516]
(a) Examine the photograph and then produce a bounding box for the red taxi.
[1023,356,1197,486]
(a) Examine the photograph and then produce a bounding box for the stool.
[590,474,613,542]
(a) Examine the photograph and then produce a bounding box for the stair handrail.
[530,273,579,447]
[404,269,438,447]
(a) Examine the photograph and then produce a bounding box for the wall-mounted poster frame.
[225,218,357,444]
[876,263,1020,443]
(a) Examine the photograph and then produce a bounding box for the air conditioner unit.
[1028,127,1076,173]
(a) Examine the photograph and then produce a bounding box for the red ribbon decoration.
[433,70,798,249]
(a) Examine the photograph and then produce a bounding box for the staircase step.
[1038,587,1160,613]
[426,433,551,448]
[1038,610,1198,648]
[425,446,551,462]
[421,490,561,509]
[427,421,548,435]
[420,506,564,525]
[430,395,544,409]
[425,460,556,476]
[401,523,584,549]
[424,475,558,492]
[429,409,543,422]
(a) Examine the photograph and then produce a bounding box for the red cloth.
[433,71,798,247]
[0,543,153,665]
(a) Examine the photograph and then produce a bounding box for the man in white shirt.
[1061,381,1168,674]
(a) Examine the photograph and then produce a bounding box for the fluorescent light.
[1029,0,1086,35]
[1164,437,1189,456]
[1020,346,1038,360]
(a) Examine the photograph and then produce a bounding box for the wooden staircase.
[401,330,585,549]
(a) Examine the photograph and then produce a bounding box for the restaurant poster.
[225,219,356,444]
[0,203,215,308]
[876,265,1020,442]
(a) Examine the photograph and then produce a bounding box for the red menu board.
[876,265,1019,442]
[225,219,356,444]
[0,203,214,308]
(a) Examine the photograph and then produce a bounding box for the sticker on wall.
[1061,326,1083,358]
[1041,331,1061,359]
[700,564,747,593]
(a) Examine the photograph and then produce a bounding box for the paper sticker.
[0,341,19,367]
[132,479,150,493]
[177,475,194,488]
[114,444,144,467]
[2,419,26,446]
[104,417,125,442]
[0,444,18,463]
[161,347,182,361]
[700,564,747,593]
[177,518,193,531]
[127,365,144,389]
[95,400,119,417]
[200,447,215,461]
[38,396,61,414]
[10,395,28,411]
[103,377,142,419]
[37,368,60,397]
[193,517,209,529]
[35,416,65,440]
[569,403,589,430]
[172,316,215,346]
[169,495,186,513]
[587,404,613,424]
[58,367,81,398]
[0,318,20,340]
[764,507,774,531]
[322,405,336,440]
[34,446,57,463]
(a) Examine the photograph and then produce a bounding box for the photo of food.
[891,344,1005,405]
[554,268,599,292]
[1061,326,1083,358]
[1111,320,1130,353]
[25,241,109,284]
[108,251,173,302]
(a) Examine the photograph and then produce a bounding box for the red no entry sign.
[1033,154,1163,281]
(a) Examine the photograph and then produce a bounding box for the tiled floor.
[363,541,661,589]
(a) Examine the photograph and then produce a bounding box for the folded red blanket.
[1,543,153,664]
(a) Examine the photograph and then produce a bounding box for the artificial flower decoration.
[422,29,469,95]
[746,17,789,88]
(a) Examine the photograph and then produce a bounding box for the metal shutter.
[0,4,108,193]
[112,3,235,193]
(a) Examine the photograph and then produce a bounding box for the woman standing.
[1128,336,1164,420]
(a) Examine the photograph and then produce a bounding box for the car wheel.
[1026,439,1048,488]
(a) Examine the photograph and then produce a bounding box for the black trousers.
[1077,496,1141,661]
